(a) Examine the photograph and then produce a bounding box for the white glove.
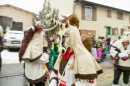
[49,79,57,86]
[118,53,128,58]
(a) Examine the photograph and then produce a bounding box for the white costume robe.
[22,31,49,84]
[50,26,103,86]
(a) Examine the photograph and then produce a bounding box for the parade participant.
[46,14,103,86]
[110,26,130,86]
[19,25,49,86]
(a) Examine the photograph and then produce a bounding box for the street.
[0,49,129,86]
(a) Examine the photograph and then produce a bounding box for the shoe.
[122,82,129,86]
[112,84,119,86]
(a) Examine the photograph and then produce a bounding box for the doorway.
[106,26,111,37]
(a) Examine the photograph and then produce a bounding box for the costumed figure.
[45,13,103,86]
[19,23,57,86]
[110,26,130,86]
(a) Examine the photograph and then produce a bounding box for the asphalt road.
[0,54,129,86]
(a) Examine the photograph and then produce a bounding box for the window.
[85,6,92,20]
[12,21,23,31]
[81,4,97,21]
[121,28,124,35]
[107,10,111,18]
[117,12,123,20]
[112,28,118,35]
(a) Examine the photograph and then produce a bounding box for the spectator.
[106,35,111,54]
[0,33,4,71]
[91,36,98,59]
[102,37,107,59]
[49,34,59,71]
[97,46,102,63]
[43,32,48,52]
[96,36,101,48]
[98,36,105,62]
[23,30,28,76]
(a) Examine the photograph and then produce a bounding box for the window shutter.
[107,10,111,18]
[92,6,97,21]
[112,28,118,35]
[81,4,85,20]
[112,28,114,35]
[121,28,124,35]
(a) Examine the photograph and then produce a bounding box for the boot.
[112,84,119,86]
[122,82,129,86]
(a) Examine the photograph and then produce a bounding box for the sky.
[0,0,130,14]
[0,0,45,14]
[87,0,130,11]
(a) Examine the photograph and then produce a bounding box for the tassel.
[58,55,62,65]
[68,56,75,70]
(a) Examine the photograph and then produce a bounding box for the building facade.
[0,4,33,32]
[49,0,130,39]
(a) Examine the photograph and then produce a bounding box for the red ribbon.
[62,47,74,60]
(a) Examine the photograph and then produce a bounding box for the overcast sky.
[87,0,130,11]
[0,0,45,13]
[0,0,130,13]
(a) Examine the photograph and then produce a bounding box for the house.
[49,0,130,39]
[0,4,33,33]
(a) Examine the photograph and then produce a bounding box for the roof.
[0,4,33,14]
[75,0,130,13]
[0,15,12,19]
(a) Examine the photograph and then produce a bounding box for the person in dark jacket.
[106,35,111,54]
[0,33,4,71]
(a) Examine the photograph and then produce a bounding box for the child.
[96,46,102,63]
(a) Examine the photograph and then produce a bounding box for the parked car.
[3,30,24,49]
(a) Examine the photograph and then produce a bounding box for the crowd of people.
[91,35,111,63]
[18,13,130,86]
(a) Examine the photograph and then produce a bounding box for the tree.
[32,1,59,34]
